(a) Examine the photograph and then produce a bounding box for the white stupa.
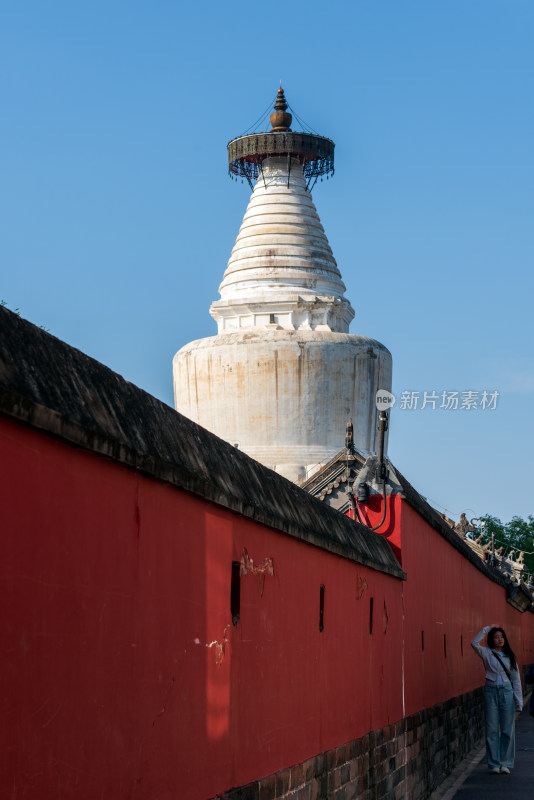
[173,89,392,483]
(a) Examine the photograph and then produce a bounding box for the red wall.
[357,494,534,715]
[1,416,533,800]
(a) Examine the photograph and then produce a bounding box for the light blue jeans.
[484,684,515,768]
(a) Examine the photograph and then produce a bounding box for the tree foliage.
[477,514,534,576]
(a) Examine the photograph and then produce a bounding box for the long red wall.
[360,495,534,714]
[1,416,533,800]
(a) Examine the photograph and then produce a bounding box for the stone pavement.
[431,703,534,800]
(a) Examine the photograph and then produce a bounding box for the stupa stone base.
[173,329,392,483]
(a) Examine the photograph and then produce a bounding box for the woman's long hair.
[488,627,518,671]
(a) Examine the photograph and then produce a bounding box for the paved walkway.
[432,703,534,799]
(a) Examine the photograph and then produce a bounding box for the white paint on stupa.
[173,96,392,483]
[211,157,354,334]
[174,329,391,483]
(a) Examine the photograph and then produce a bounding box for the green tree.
[478,514,534,577]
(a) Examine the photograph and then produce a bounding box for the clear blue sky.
[2,1,533,524]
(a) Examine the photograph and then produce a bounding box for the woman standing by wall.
[472,625,523,774]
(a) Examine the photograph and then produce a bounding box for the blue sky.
[1,1,533,523]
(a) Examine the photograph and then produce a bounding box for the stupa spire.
[211,87,353,334]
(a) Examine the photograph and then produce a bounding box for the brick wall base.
[215,688,484,800]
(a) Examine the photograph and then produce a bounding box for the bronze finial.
[270,87,292,132]
[227,89,334,185]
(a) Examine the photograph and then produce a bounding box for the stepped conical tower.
[173,89,392,482]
